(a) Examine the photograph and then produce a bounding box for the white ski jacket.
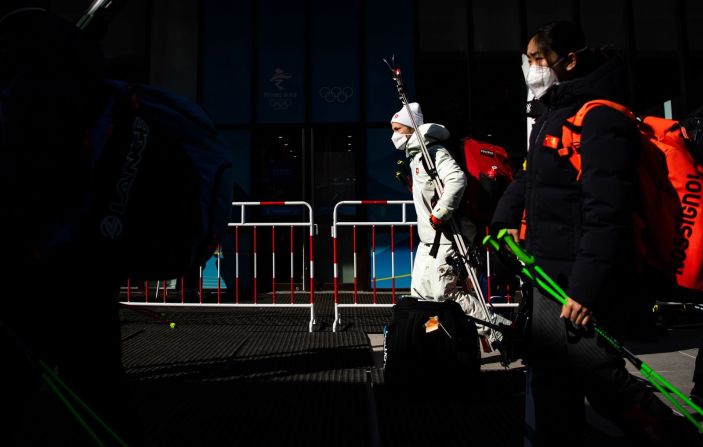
[405,123,468,245]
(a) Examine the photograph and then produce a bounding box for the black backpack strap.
[418,150,438,182]
[429,230,442,258]
[420,145,443,258]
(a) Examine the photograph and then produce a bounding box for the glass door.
[252,126,362,288]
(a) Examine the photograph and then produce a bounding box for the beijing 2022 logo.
[265,68,296,110]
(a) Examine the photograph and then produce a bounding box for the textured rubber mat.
[121,310,375,384]
[113,295,532,447]
[231,331,373,383]
[121,324,251,380]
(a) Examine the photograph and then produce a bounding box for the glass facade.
[74,0,703,286]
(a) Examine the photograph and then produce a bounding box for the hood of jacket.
[541,51,630,109]
[405,123,450,158]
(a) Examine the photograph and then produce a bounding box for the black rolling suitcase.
[383,296,480,387]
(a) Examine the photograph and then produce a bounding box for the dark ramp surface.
[21,293,668,446]
[115,303,525,446]
[121,306,380,446]
[16,293,670,446]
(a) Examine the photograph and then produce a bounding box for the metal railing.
[120,201,316,332]
[331,200,416,332]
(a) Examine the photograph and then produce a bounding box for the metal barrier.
[118,199,518,334]
[482,226,520,310]
[120,201,316,332]
[332,200,416,332]
[330,201,519,331]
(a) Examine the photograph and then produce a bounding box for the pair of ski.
[484,229,703,432]
[383,57,505,348]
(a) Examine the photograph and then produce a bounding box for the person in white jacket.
[390,102,507,344]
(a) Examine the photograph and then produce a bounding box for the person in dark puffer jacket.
[492,21,702,446]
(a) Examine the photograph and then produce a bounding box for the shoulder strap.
[418,144,443,180]
[571,99,636,126]
[555,99,636,181]
[420,143,448,259]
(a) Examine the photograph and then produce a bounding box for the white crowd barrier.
[331,200,417,332]
[119,199,519,333]
[120,201,316,332]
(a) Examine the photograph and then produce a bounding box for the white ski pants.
[410,242,507,341]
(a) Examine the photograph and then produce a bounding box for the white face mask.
[391,131,411,150]
[524,64,558,99]
[524,47,588,98]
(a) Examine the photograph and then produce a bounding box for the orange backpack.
[546,99,703,292]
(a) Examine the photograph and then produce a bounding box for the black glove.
[394,159,412,192]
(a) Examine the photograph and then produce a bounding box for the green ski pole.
[37,360,130,446]
[483,231,703,433]
[1,322,130,446]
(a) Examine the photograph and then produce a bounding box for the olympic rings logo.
[318,86,354,103]
[269,98,292,110]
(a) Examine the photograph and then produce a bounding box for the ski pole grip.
[496,230,570,304]
[483,234,536,283]
[497,230,534,266]
[481,235,500,251]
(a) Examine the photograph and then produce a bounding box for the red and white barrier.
[119,199,518,333]
[231,201,315,305]
[120,201,316,332]
[332,200,416,332]
[484,226,518,309]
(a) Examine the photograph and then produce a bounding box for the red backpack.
[548,99,703,292]
[460,138,515,225]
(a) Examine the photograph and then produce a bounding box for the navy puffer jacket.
[492,53,641,314]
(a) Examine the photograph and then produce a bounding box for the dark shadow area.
[12,292,703,447]
[375,368,526,446]
[626,325,703,355]
[10,301,701,446]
